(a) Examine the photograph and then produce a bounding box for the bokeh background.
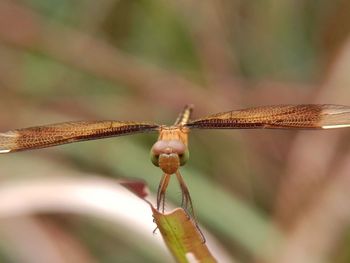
[1,0,350,262]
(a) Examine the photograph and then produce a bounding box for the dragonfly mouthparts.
[159,153,180,174]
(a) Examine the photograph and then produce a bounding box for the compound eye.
[150,151,160,167]
[179,148,189,166]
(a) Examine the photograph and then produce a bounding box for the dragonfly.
[1,104,350,220]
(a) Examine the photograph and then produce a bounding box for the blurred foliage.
[1,0,350,262]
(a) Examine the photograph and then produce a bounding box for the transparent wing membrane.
[318,105,350,129]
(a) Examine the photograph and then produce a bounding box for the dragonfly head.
[150,140,189,174]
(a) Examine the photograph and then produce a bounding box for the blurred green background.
[1,0,350,262]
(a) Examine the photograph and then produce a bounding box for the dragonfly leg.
[156,173,171,213]
[175,171,206,243]
[175,171,194,217]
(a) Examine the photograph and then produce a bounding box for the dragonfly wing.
[0,121,160,153]
[186,104,350,130]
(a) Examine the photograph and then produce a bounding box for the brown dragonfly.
[1,104,350,219]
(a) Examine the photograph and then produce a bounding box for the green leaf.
[152,207,217,263]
